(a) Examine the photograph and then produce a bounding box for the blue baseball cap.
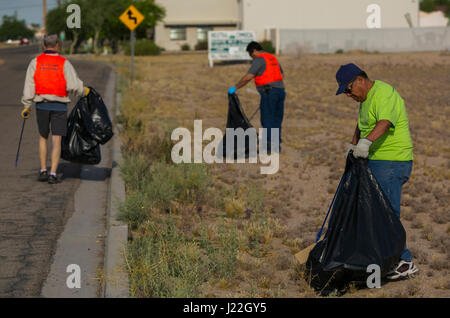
[335,63,363,95]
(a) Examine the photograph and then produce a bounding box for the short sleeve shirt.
[358,80,413,161]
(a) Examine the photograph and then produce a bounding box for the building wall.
[154,0,421,50]
[156,0,238,25]
[155,24,236,51]
[241,0,420,41]
[278,27,450,54]
[419,11,449,27]
[155,0,239,51]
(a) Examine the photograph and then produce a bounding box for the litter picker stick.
[315,173,344,242]
[248,106,260,122]
[15,118,26,168]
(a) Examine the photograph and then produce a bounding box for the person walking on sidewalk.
[228,41,285,153]
[336,63,418,280]
[21,33,89,184]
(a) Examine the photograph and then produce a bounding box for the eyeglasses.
[344,80,355,95]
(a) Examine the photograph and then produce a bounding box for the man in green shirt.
[335,63,418,280]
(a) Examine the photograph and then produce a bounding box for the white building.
[154,0,239,51]
[155,0,420,51]
[419,10,449,27]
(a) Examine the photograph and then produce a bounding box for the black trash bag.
[61,101,101,165]
[220,93,257,159]
[305,154,406,295]
[80,87,114,145]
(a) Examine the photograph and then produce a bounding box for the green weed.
[127,217,208,298]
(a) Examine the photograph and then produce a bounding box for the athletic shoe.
[386,260,419,280]
[38,170,49,182]
[48,174,60,184]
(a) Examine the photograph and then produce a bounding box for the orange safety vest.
[34,53,68,97]
[254,52,283,87]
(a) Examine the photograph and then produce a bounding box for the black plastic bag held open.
[305,154,406,294]
[61,87,113,165]
[221,93,256,159]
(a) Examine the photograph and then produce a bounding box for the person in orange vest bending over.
[228,41,285,153]
[21,33,90,184]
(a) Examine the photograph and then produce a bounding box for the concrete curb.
[103,74,130,298]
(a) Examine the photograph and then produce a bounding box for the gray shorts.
[36,109,68,138]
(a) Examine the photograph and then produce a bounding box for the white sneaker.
[386,260,419,280]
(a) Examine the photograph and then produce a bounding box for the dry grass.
[85,51,450,297]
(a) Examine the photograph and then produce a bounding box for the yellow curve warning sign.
[119,5,144,31]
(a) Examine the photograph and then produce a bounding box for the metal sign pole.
[119,5,143,85]
[131,29,135,84]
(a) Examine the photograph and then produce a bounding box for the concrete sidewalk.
[41,66,115,297]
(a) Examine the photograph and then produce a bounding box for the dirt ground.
[93,51,449,297]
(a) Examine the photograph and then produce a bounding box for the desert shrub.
[421,224,434,241]
[120,153,151,192]
[409,245,429,265]
[145,162,212,212]
[430,256,449,270]
[411,218,423,229]
[260,40,275,54]
[245,183,265,215]
[243,218,278,258]
[198,222,239,280]
[406,281,420,296]
[431,210,449,224]
[124,39,161,56]
[430,234,449,253]
[146,127,176,164]
[127,217,209,297]
[118,191,150,229]
[181,43,190,51]
[120,114,176,162]
[195,40,208,50]
[335,49,344,54]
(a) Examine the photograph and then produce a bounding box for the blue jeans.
[368,160,413,262]
[259,87,285,151]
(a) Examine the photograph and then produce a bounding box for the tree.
[132,0,165,39]
[0,15,34,41]
[102,0,165,52]
[45,0,165,54]
[46,0,89,54]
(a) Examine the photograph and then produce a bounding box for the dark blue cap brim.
[336,84,347,95]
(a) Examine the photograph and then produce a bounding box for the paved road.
[0,45,113,297]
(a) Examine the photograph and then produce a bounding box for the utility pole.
[43,0,47,33]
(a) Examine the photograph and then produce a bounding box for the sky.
[0,0,59,26]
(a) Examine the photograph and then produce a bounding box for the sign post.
[131,30,135,81]
[119,5,144,83]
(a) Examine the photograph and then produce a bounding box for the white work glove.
[352,138,372,159]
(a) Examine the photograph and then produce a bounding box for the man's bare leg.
[50,135,62,175]
[39,135,48,171]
